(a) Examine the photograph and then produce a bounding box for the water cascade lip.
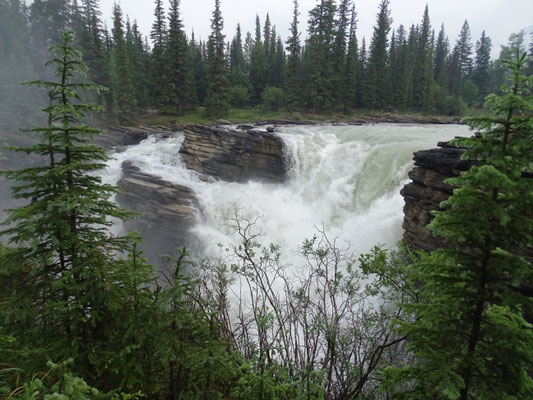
[101,123,470,265]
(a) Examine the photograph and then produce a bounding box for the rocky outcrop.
[401,143,533,261]
[401,143,472,252]
[95,125,166,149]
[117,161,199,262]
[179,124,287,183]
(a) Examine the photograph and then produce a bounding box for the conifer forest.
[0,0,532,399]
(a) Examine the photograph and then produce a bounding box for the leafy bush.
[229,86,250,108]
[262,86,285,112]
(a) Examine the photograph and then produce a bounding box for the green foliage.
[205,0,230,118]
[229,86,250,108]
[261,86,284,112]
[385,52,533,399]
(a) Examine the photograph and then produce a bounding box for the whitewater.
[102,123,470,264]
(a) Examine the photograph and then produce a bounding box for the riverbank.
[132,107,464,128]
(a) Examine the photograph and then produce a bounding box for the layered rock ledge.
[117,161,199,261]
[401,142,533,261]
[179,124,287,183]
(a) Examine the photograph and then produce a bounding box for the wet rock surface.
[117,161,199,262]
[179,124,287,183]
[401,142,533,262]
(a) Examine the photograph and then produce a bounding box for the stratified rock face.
[401,144,472,252]
[179,124,287,183]
[117,161,199,262]
[401,144,533,262]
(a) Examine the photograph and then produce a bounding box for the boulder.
[179,124,287,183]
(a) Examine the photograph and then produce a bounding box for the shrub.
[261,86,285,112]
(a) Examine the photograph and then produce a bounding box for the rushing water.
[102,123,470,264]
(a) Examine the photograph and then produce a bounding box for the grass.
[140,106,476,127]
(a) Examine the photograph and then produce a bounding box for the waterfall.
[101,123,469,263]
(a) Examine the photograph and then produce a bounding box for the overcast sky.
[100,0,532,57]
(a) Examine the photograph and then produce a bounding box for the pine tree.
[434,24,449,87]
[268,35,286,89]
[205,0,229,118]
[412,5,434,112]
[0,29,143,384]
[190,33,208,105]
[249,15,268,104]
[366,0,392,109]
[110,3,136,121]
[356,37,367,107]
[305,0,337,113]
[229,24,247,86]
[332,0,351,109]
[473,30,492,101]
[167,0,195,113]
[128,20,150,109]
[386,52,533,400]
[285,0,301,112]
[150,0,174,113]
[343,5,358,113]
[449,20,473,97]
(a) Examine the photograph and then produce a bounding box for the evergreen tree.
[128,20,150,109]
[150,0,174,113]
[412,5,434,112]
[205,0,229,117]
[0,29,142,386]
[268,35,286,89]
[332,0,351,108]
[366,0,392,109]
[473,30,492,101]
[343,5,358,113]
[190,32,208,105]
[228,24,249,107]
[249,15,268,104]
[167,0,195,113]
[229,24,247,86]
[434,23,449,87]
[110,3,136,121]
[285,0,301,112]
[386,52,533,400]
[305,0,337,113]
[449,20,473,97]
[356,37,367,107]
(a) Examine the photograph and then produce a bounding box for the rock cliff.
[179,124,287,183]
[117,161,199,261]
[401,142,533,261]
[401,143,472,252]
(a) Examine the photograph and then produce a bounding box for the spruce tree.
[473,30,492,101]
[412,5,434,112]
[305,0,337,113]
[366,0,392,109]
[167,0,195,113]
[386,52,533,400]
[343,6,358,113]
[285,0,301,112]
[332,0,351,109]
[205,0,229,118]
[150,0,174,113]
[190,33,208,105]
[0,29,147,385]
[249,15,268,104]
[434,24,449,88]
[110,3,136,121]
